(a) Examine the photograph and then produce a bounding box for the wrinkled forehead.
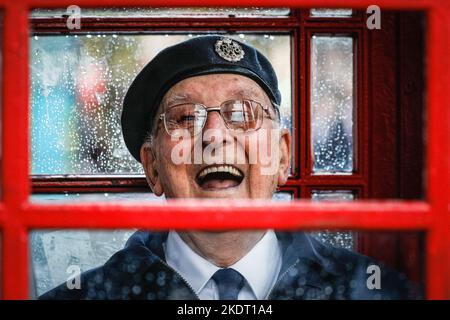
[160,73,271,110]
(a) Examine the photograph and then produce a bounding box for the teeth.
[198,165,243,179]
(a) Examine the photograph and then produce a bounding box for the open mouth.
[196,165,244,190]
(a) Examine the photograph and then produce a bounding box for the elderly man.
[40,35,420,300]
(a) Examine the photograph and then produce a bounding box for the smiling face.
[140,73,291,199]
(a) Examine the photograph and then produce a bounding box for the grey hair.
[144,130,154,145]
[143,97,167,147]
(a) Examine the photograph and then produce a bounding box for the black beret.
[121,35,281,162]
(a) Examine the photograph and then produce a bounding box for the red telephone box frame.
[0,0,448,300]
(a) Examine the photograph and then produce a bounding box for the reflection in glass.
[310,9,353,17]
[30,34,291,175]
[311,190,355,250]
[31,7,291,18]
[311,36,354,174]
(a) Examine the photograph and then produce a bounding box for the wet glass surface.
[31,7,291,18]
[30,229,135,297]
[311,190,355,250]
[30,229,424,300]
[30,191,293,203]
[310,9,353,18]
[31,33,292,175]
[311,35,354,174]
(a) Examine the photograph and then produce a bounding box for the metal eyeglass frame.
[158,99,280,137]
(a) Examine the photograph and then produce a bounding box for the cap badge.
[214,38,245,62]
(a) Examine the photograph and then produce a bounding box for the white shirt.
[164,230,282,300]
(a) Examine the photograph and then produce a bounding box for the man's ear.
[140,141,164,196]
[277,129,291,186]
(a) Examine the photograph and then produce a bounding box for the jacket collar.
[125,230,320,268]
[123,230,334,291]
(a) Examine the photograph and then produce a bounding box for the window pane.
[272,191,294,201]
[311,190,355,250]
[30,229,135,297]
[311,36,354,174]
[31,7,290,18]
[31,33,291,175]
[30,191,292,203]
[310,9,353,17]
[31,230,424,299]
[311,189,354,201]
[30,192,162,203]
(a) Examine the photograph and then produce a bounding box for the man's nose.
[201,110,234,148]
[202,110,227,132]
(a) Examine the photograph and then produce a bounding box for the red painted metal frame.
[0,0,448,300]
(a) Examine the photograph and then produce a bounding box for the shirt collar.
[165,231,219,294]
[230,230,282,299]
[164,230,282,299]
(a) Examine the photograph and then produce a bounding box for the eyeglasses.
[158,99,279,137]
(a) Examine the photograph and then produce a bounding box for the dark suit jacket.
[39,231,422,300]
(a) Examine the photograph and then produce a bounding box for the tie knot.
[212,268,245,300]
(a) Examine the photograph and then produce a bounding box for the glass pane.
[310,9,353,17]
[30,192,162,203]
[31,230,425,299]
[311,189,354,201]
[311,36,354,174]
[31,7,291,18]
[272,191,294,201]
[30,33,291,175]
[30,229,135,297]
[310,190,355,250]
[30,191,292,203]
